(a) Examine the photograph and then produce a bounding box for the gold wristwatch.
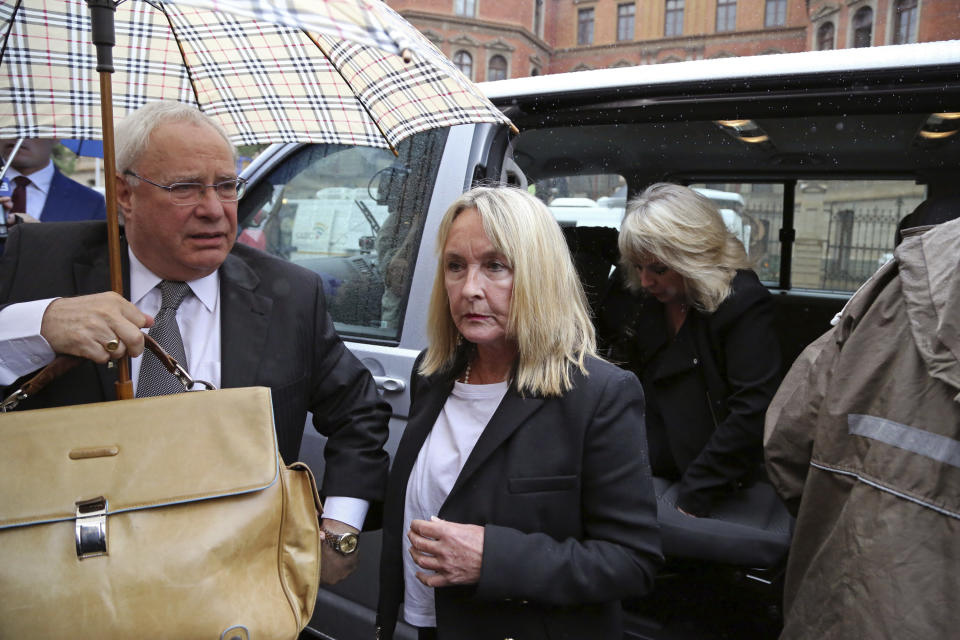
[321,526,359,555]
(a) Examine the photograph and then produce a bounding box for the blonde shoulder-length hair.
[419,186,596,397]
[619,183,751,313]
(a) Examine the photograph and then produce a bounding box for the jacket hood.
[895,216,960,394]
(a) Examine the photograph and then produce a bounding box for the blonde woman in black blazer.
[604,183,782,518]
[376,186,662,640]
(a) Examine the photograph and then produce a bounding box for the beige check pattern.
[0,0,514,149]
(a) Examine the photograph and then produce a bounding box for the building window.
[453,50,473,79]
[716,0,736,32]
[578,8,595,45]
[487,55,508,81]
[665,0,684,36]
[617,3,636,41]
[852,7,873,48]
[817,22,835,50]
[764,0,786,27]
[534,0,544,38]
[893,0,918,44]
[454,0,476,17]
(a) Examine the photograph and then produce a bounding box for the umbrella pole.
[88,0,133,399]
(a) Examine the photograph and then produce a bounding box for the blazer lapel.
[218,253,272,389]
[392,376,453,489]
[72,238,130,400]
[445,389,545,505]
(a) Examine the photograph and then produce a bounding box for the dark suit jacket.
[40,169,107,222]
[0,221,390,517]
[377,354,662,640]
[600,269,782,516]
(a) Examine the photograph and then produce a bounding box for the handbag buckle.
[75,496,108,559]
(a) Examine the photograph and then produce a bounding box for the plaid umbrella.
[0,0,515,396]
[0,0,515,150]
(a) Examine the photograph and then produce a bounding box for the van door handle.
[373,376,406,393]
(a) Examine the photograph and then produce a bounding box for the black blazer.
[377,354,662,640]
[601,269,782,516]
[0,221,391,515]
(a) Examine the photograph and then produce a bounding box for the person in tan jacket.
[764,212,960,639]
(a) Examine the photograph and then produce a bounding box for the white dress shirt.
[0,246,366,528]
[7,161,55,220]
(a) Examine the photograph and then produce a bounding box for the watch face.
[338,533,359,554]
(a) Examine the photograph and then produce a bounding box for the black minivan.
[237,40,960,640]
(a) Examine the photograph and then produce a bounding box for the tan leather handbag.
[0,344,323,639]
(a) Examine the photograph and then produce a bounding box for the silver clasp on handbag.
[171,360,217,392]
[0,387,27,412]
[75,496,108,560]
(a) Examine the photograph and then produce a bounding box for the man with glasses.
[0,101,390,584]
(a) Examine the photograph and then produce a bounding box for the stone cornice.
[552,25,807,55]
[396,9,551,53]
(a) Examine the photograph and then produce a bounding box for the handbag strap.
[1,335,215,412]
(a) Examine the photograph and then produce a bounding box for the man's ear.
[115,172,133,217]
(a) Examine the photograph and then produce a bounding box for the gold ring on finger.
[104,338,120,352]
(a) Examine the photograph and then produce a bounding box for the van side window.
[689,180,925,292]
[237,129,448,341]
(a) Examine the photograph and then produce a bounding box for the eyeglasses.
[124,170,247,205]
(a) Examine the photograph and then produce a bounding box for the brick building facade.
[386,0,958,80]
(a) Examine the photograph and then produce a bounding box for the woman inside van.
[376,185,662,640]
[604,182,782,518]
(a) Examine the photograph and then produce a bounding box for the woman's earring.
[456,333,463,346]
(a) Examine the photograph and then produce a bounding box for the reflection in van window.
[237,129,448,341]
[532,174,626,229]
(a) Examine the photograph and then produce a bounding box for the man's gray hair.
[115,101,235,172]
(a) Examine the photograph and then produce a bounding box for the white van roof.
[481,40,960,100]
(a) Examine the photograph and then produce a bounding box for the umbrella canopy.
[0,0,515,150]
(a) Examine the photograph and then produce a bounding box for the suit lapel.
[72,237,130,400]
[445,389,545,505]
[219,253,272,389]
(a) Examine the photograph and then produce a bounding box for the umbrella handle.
[87,0,115,73]
[86,0,131,397]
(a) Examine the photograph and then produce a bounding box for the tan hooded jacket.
[764,217,960,639]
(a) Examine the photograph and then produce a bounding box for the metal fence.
[822,201,911,290]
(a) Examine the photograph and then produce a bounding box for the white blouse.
[401,379,508,628]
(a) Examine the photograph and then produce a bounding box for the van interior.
[483,56,960,639]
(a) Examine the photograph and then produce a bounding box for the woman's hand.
[408,516,484,587]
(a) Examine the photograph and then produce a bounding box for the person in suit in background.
[0,138,107,226]
[376,186,662,640]
[0,101,390,584]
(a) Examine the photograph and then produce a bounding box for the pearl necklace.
[462,358,472,384]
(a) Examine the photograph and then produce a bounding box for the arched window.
[487,55,508,82]
[852,7,873,48]
[817,22,835,50]
[893,0,918,44]
[453,50,473,79]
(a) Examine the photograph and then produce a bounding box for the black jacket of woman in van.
[601,269,782,517]
[376,352,662,640]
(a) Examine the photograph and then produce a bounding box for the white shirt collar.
[8,160,55,195]
[128,247,220,312]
